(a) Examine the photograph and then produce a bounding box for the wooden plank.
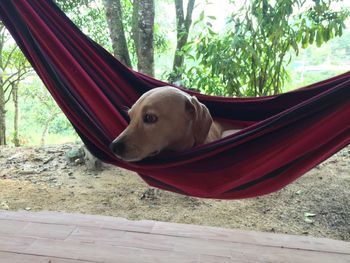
[138,249,199,263]
[173,236,238,257]
[101,219,155,233]
[66,226,125,245]
[0,219,29,235]
[67,226,176,251]
[228,242,350,263]
[152,221,350,254]
[0,210,155,233]
[0,235,36,254]
[199,255,234,263]
[0,210,110,228]
[1,210,349,263]
[0,251,98,263]
[25,238,143,263]
[117,231,177,251]
[20,222,76,240]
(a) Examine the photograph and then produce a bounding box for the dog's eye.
[143,114,158,124]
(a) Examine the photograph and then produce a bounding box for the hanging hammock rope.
[0,0,349,199]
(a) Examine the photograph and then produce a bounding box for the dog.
[110,86,238,162]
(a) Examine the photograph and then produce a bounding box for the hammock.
[0,1,349,199]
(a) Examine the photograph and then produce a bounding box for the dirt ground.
[0,144,349,241]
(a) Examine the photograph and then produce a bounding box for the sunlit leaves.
[174,0,349,97]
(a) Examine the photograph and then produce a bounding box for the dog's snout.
[109,140,126,156]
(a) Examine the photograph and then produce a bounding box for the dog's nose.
[109,140,126,156]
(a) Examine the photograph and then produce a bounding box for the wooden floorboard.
[0,210,349,263]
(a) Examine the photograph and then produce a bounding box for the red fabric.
[0,0,349,199]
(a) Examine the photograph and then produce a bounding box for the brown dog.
[110,86,238,162]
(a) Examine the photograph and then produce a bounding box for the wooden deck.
[0,210,349,263]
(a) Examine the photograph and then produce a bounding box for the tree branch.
[3,45,18,70]
[175,0,184,28]
[3,68,32,92]
[185,0,195,31]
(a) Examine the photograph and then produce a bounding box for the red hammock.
[0,0,349,199]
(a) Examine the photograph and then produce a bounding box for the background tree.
[103,0,155,75]
[0,24,6,145]
[7,48,32,146]
[169,0,195,83]
[132,0,155,76]
[103,0,195,78]
[178,0,350,96]
[104,0,132,67]
[21,80,69,146]
[0,24,31,145]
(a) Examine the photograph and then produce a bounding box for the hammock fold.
[0,0,349,199]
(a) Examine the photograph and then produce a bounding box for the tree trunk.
[0,76,5,145]
[40,113,58,146]
[0,24,6,145]
[12,82,19,146]
[132,0,155,76]
[170,0,195,82]
[103,0,132,67]
[41,122,49,146]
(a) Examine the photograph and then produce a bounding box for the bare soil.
[0,144,349,241]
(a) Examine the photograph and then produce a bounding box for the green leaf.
[338,24,343,36]
[302,33,309,49]
[309,28,315,45]
[304,212,316,217]
[296,30,303,43]
[323,27,330,42]
[291,40,299,54]
[199,11,205,21]
[316,29,324,47]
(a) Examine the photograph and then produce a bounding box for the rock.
[7,152,23,161]
[65,146,85,164]
[75,158,84,165]
[43,156,54,164]
[140,187,161,201]
[18,170,36,175]
[82,146,103,171]
[0,201,10,210]
[33,157,44,162]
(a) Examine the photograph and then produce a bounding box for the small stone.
[75,158,84,165]
[82,146,103,171]
[65,147,85,163]
[18,170,36,175]
[0,201,10,210]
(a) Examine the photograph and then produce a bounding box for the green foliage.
[56,0,169,69]
[2,45,31,84]
[174,0,350,96]
[285,28,350,90]
[5,77,78,145]
[55,0,111,49]
[3,0,350,146]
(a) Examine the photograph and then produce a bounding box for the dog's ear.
[185,96,213,145]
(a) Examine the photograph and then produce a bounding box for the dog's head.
[109,86,212,162]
